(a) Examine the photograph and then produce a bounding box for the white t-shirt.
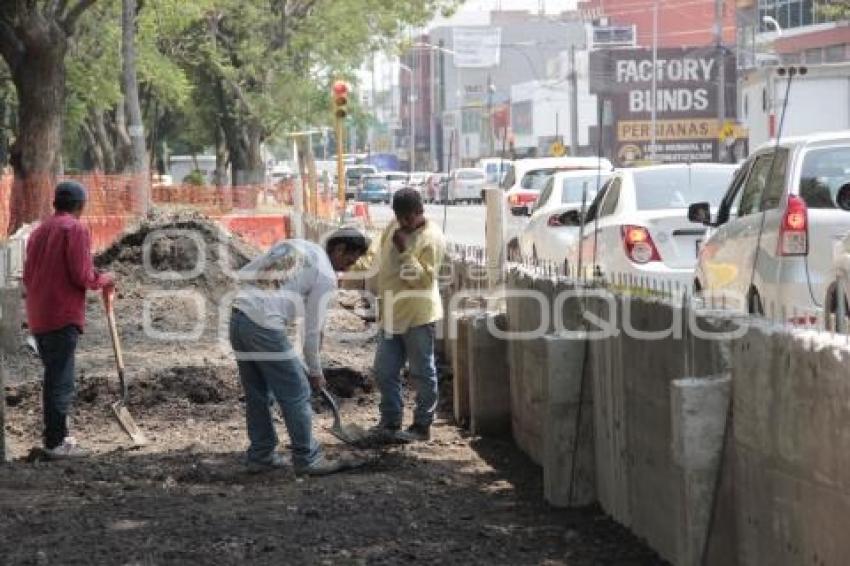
[232,239,337,376]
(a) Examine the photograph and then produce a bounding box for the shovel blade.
[111,401,148,446]
[329,423,369,446]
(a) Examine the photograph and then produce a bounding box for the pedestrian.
[23,181,116,459]
[229,228,369,475]
[366,188,446,442]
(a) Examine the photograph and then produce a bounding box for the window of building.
[805,48,823,64]
[825,44,847,63]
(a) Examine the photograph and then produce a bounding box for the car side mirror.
[688,202,712,225]
[560,209,582,226]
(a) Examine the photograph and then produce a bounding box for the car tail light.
[621,225,661,264]
[547,214,564,227]
[778,195,808,256]
[508,193,537,206]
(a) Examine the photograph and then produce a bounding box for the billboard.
[453,27,502,68]
[589,47,736,165]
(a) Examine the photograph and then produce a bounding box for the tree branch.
[61,0,96,34]
[0,19,24,72]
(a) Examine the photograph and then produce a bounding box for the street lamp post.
[399,63,415,173]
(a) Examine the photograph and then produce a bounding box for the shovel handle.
[103,293,127,400]
[319,387,342,427]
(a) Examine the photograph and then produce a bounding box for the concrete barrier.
[467,312,511,437]
[543,334,595,507]
[732,325,850,566]
[451,312,474,426]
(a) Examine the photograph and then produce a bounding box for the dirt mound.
[5,365,241,415]
[135,366,241,407]
[95,209,259,302]
[324,366,372,398]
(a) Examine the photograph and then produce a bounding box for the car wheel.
[507,239,520,261]
[825,285,850,331]
[747,289,764,316]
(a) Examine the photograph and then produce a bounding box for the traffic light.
[332,80,349,120]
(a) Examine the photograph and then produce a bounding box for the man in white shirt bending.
[230,228,369,476]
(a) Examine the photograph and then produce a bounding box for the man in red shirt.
[23,181,115,459]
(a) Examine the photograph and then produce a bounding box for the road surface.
[369,203,487,246]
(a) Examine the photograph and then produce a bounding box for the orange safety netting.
[0,174,298,252]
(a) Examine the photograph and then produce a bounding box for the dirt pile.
[95,209,259,303]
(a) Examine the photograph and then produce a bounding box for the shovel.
[103,290,147,446]
[319,387,368,446]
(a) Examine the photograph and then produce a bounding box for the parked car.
[344,165,378,199]
[384,171,409,196]
[518,170,612,262]
[690,132,850,323]
[357,175,391,204]
[565,163,737,285]
[503,157,614,247]
[408,172,429,193]
[425,173,448,203]
[478,157,513,191]
[446,168,486,204]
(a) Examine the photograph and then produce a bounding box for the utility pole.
[122,0,150,213]
[569,44,579,156]
[486,73,495,156]
[715,0,728,162]
[650,1,659,162]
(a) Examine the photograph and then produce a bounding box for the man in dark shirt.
[23,182,115,459]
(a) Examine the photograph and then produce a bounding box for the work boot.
[367,422,400,443]
[395,424,431,443]
[295,453,365,477]
[43,437,88,460]
[245,453,290,474]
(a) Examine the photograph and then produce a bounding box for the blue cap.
[54,181,87,203]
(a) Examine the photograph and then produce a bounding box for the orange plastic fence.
[0,174,295,252]
[214,215,291,250]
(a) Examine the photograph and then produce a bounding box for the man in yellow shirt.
[368,188,445,442]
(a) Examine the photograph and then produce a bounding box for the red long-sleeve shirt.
[23,212,110,334]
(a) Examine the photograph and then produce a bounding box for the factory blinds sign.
[589,48,735,165]
[453,27,501,68]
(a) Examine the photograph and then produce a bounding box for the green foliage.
[819,1,850,19]
[182,169,205,185]
[61,0,461,170]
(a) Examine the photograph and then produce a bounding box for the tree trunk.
[7,22,67,234]
[122,0,149,213]
[88,109,116,172]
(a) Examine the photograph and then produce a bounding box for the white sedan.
[518,170,611,262]
[567,163,737,286]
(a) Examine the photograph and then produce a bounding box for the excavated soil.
[1,212,664,565]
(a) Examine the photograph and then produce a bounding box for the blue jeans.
[35,325,80,449]
[373,323,438,429]
[229,309,320,467]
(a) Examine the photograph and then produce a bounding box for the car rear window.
[561,175,610,204]
[386,174,408,181]
[633,167,734,210]
[799,147,850,211]
[521,169,558,191]
[458,170,484,180]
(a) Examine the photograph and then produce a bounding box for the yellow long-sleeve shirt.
[359,219,445,334]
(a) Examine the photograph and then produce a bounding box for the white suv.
[689,132,850,323]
